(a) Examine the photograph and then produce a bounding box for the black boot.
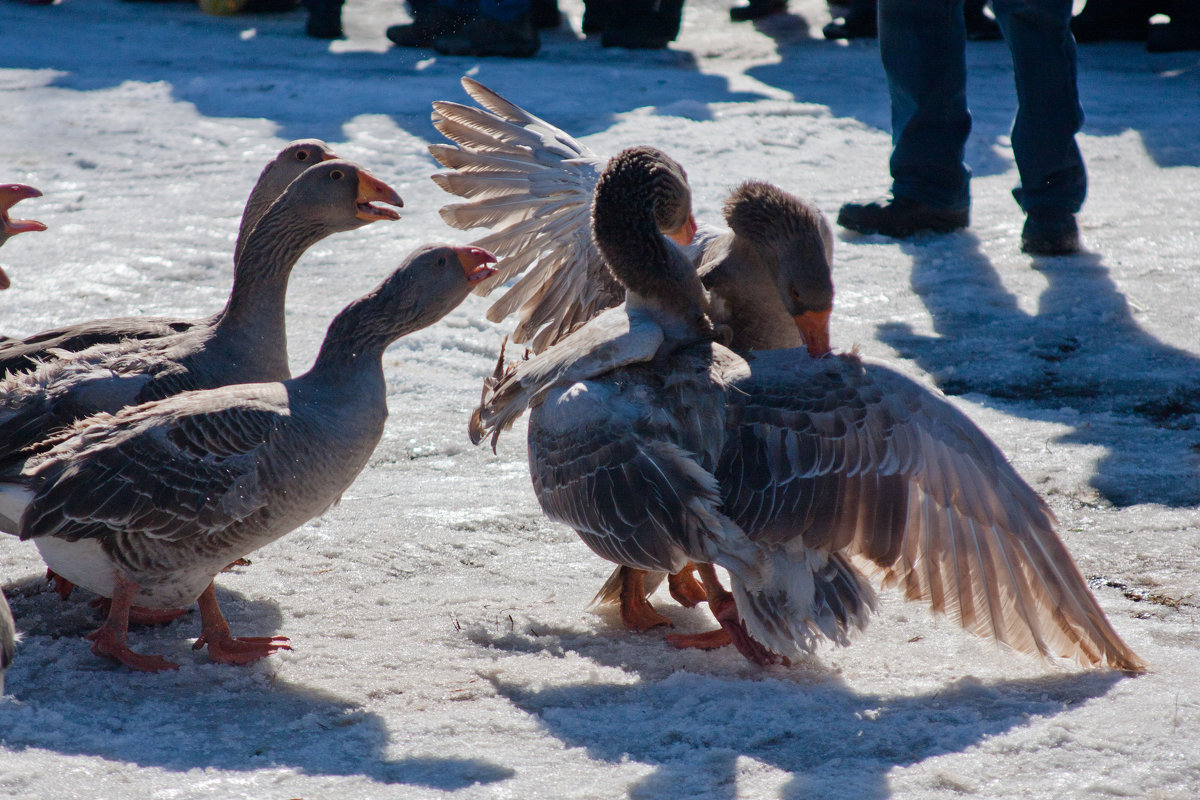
[303,0,343,38]
[601,0,684,48]
[1021,209,1080,256]
[433,13,540,57]
[964,0,1001,40]
[838,195,969,238]
[387,5,472,47]
[582,0,614,33]
[729,0,786,22]
[530,0,562,29]
[822,9,876,39]
[1071,0,1150,42]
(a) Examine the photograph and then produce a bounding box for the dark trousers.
[881,0,1086,214]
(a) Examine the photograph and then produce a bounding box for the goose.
[0,590,12,693]
[0,183,48,291]
[0,158,401,607]
[469,147,1144,672]
[0,140,340,374]
[429,77,834,359]
[430,79,834,627]
[0,243,497,671]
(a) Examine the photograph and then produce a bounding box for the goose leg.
[666,564,783,666]
[192,582,290,665]
[47,568,75,600]
[86,574,179,672]
[51,569,187,624]
[667,563,707,607]
[619,567,673,631]
[89,596,190,626]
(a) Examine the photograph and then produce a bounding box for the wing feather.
[717,348,1143,670]
[431,78,620,352]
[19,389,282,545]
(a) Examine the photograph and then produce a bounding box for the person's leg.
[994,0,1085,252]
[839,0,971,237]
[885,0,971,211]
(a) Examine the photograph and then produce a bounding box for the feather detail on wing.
[18,388,283,545]
[469,307,666,451]
[528,379,748,575]
[717,349,1143,671]
[430,77,622,352]
[0,316,195,378]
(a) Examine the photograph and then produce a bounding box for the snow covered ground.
[1,0,1198,797]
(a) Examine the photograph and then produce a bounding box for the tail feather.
[724,548,876,657]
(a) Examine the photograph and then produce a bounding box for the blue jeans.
[880,0,1085,214]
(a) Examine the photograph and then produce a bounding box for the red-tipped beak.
[794,308,832,358]
[0,184,46,236]
[455,245,498,284]
[667,213,698,246]
[354,171,404,222]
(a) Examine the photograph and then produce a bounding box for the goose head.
[723,181,834,357]
[236,139,341,261]
[591,146,713,338]
[258,158,404,240]
[318,244,497,363]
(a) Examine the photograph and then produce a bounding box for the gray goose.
[0,243,497,671]
[0,183,48,291]
[470,147,1143,672]
[429,77,834,358]
[0,159,401,606]
[0,140,340,374]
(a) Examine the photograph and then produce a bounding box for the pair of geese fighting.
[0,77,1141,688]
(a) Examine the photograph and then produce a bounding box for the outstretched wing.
[19,387,285,545]
[430,77,622,352]
[717,349,1143,671]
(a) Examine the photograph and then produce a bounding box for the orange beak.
[354,171,404,222]
[667,213,698,246]
[794,308,832,358]
[454,245,499,284]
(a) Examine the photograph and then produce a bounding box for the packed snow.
[1,0,1198,797]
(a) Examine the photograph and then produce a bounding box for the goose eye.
[330,169,345,181]
[437,256,447,267]
[296,151,310,162]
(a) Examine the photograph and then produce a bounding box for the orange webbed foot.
[47,569,75,601]
[666,628,733,650]
[667,564,707,608]
[667,564,787,666]
[195,632,291,666]
[619,567,672,631]
[86,627,179,672]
